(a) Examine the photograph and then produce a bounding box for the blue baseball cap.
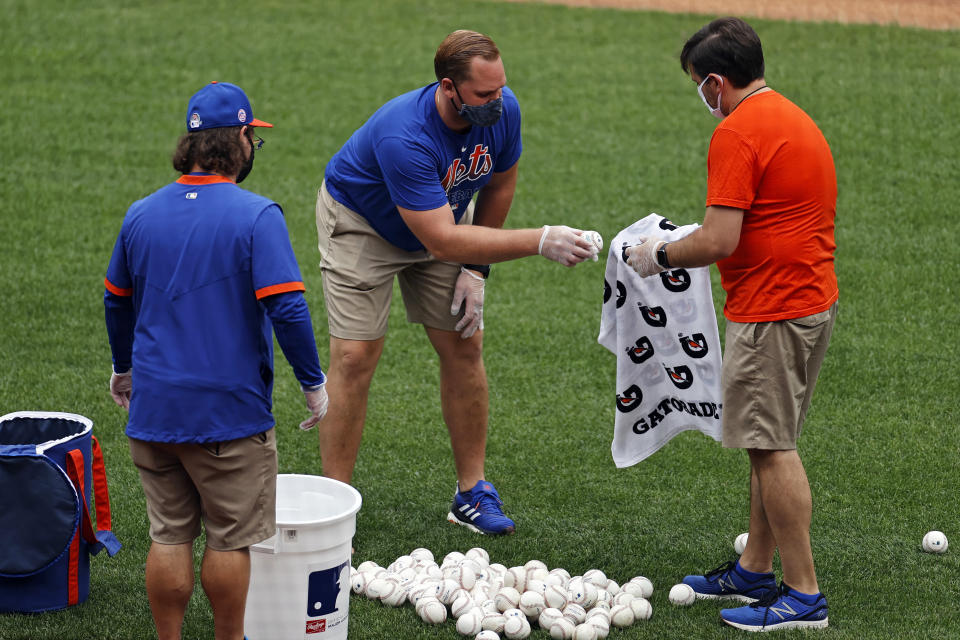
[185,81,273,132]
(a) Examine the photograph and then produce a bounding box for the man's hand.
[538,226,594,267]
[451,267,485,339]
[625,235,667,278]
[300,384,329,430]
[109,369,132,410]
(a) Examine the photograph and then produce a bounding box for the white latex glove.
[109,369,132,411]
[299,384,329,430]
[538,225,594,267]
[451,267,485,339]
[625,235,667,278]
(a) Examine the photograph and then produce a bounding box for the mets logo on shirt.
[441,144,493,192]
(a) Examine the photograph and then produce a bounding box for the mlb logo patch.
[238,108,247,123]
[189,112,202,129]
[186,192,197,200]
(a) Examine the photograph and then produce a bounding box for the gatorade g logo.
[659,269,691,293]
[616,384,643,412]
[638,304,667,328]
[679,333,709,358]
[665,365,694,389]
[306,560,350,617]
[626,336,655,364]
[615,281,626,308]
[604,279,611,304]
[658,217,678,231]
[620,241,631,263]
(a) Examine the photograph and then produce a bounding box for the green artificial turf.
[0,1,957,638]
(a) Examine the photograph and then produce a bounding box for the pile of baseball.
[351,547,653,639]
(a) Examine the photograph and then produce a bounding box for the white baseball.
[629,576,654,599]
[388,554,415,572]
[504,566,527,592]
[562,602,586,624]
[549,618,576,640]
[476,631,500,640]
[735,532,750,555]
[495,587,521,612]
[539,607,564,630]
[519,590,546,618]
[630,597,652,621]
[588,617,610,639]
[419,597,448,624]
[457,609,484,636]
[604,579,620,595]
[582,230,603,252]
[923,530,949,553]
[382,586,406,607]
[356,560,380,573]
[544,584,568,609]
[410,547,434,563]
[572,622,598,640]
[466,547,491,565]
[620,581,646,598]
[448,565,478,591]
[583,569,607,588]
[608,604,634,628]
[668,583,696,606]
[351,571,369,595]
[482,612,507,633]
[503,614,531,640]
[452,591,476,617]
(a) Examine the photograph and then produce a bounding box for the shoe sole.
[723,617,829,632]
[446,511,514,536]
[695,592,759,603]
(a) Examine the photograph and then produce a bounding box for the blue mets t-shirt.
[324,83,522,251]
[104,174,310,443]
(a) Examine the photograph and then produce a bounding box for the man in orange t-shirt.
[626,17,837,632]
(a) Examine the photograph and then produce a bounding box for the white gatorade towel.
[597,213,723,467]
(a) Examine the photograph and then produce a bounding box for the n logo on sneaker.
[769,601,797,620]
[717,576,737,592]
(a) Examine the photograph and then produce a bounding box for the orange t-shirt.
[707,90,838,322]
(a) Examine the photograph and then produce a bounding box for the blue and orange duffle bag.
[0,411,121,613]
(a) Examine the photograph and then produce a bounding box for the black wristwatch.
[656,243,671,269]
[462,264,490,279]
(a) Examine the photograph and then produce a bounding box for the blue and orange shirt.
[104,173,323,443]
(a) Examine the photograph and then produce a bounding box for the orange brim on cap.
[249,118,273,128]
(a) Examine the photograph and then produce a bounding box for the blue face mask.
[452,82,503,127]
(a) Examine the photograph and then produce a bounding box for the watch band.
[656,243,671,269]
[462,264,490,279]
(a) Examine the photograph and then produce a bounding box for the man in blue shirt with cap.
[104,81,327,640]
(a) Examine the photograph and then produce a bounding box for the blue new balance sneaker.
[447,480,515,535]
[682,560,777,602]
[721,582,829,632]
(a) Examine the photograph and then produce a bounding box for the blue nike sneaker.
[721,582,829,632]
[682,560,777,602]
[447,480,515,535]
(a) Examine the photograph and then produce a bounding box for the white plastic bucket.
[244,474,362,640]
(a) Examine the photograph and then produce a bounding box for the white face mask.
[697,75,724,119]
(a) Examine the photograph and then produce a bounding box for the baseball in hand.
[582,230,603,260]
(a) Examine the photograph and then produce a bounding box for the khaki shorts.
[315,180,472,340]
[722,301,837,450]
[128,429,278,551]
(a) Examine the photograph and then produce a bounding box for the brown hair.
[172,126,250,176]
[434,30,500,84]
